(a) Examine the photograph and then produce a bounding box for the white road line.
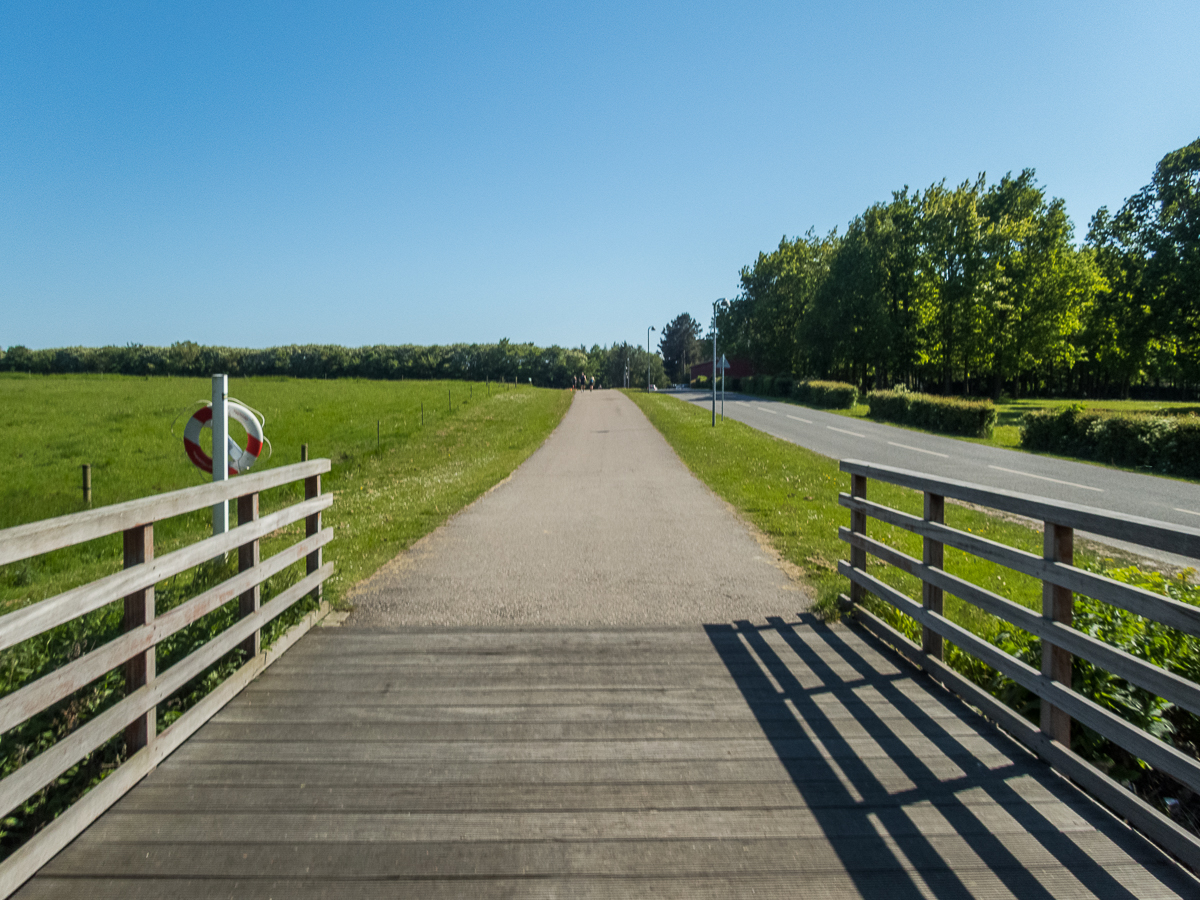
[827,425,866,438]
[987,465,1104,492]
[786,414,813,424]
[887,441,949,459]
[1174,508,1200,517]
[758,407,777,414]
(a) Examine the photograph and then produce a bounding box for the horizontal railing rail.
[0,460,334,897]
[837,458,1200,869]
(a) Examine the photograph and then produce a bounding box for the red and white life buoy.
[183,402,264,475]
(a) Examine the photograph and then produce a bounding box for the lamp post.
[711,298,728,426]
[647,326,655,391]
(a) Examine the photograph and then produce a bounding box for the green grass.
[627,390,1085,627]
[0,373,568,611]
[0,373,570,855]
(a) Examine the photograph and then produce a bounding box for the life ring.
[183,402,264,475]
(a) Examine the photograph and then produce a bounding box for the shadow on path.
[706,614,1193,898]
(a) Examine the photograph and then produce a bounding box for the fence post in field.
[301,444,308,462]
[122,524,155,753]
[81,465,91,504]
[1041,522,1074,745]
[849,474,868,606]
[922,492,945,659]
[305,474,323,604]
[237,493,260,658]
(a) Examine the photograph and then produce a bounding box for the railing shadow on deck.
[705,614,1196,899]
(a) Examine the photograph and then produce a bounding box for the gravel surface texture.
[347,390,809,626]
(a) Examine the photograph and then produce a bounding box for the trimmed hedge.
[792,380,859,409]
[1021,407,1200,478]
[867,390,998,437]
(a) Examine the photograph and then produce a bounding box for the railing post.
[922,492,945,658]
[122,523,154,754]
[849,474,867,606]
[305,473,323,603]
[1041,522,1074,745]
[237,492,260,658]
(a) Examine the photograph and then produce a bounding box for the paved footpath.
[348,389,807,626]
[17,392,1197,898]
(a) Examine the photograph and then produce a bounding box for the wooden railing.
[0,460,334,896]
[838,458,1200,868]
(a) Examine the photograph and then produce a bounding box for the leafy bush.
[791,380,859,409]
[725,376,741,392]
[866,390,997,437]
[693,375,710,390]
[773,375,795,397]
[1021,407,1200,477]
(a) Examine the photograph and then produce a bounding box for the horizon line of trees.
[0,339,673,390]
[716,138,1200,400]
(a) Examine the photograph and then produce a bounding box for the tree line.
[715,138,1200,399]
[0,339,672,390]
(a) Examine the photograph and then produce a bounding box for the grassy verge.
[628,389,1200,831]
[0,374,570,855]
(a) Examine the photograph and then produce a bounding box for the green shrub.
[725,376,741,392]
[866,390,997,437]
[773,374,795,397]
[792,380,859,409]
[1021,407,1200,477]
[693,375,710,390]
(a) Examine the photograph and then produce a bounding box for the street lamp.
[712,298,728,426]
[646,326,656,391]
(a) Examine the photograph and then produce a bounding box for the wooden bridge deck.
[16,616,1197,898]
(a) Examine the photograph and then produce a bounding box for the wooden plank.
[839,560,1200,795]
[839,458,1200,560]
[0,564,332,820]
[851,604,1200,871]
[840,493,1200,637]
[849,473,867,607]
[839,528,1200,718]
[0,459,331,567]
[236,492,260,658]
[17,868,1198,900]
[921,491,944,659]
[1041,522,1074,744]
[0,493,332,654]
[304,474,322,605]
[121,524,154,754]
[0,600,329,900]
[0,529,332,735]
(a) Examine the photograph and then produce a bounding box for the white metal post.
[212,374,229,536]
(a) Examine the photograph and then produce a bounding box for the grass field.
[0,373,569,611]
[0,373,570,853]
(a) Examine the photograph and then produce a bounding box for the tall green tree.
[658,313,704,382]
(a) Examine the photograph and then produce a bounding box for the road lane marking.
[887,441,948,458]
[827,426,866,438]
[987,465,1104,492]
[1174,508,1200,517]
[786,414,813,424]
[758,407,777,414]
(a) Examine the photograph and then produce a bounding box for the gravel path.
[347,389,809,626]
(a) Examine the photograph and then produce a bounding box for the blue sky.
[2,1,1197,352]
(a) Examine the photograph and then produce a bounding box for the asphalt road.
[674,390,1200,569]
[348,389,807,626]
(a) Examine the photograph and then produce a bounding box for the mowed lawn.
[0,373,571,611]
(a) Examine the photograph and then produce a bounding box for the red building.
[690,357,755,380]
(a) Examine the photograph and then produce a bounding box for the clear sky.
[2,1,1197,352]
